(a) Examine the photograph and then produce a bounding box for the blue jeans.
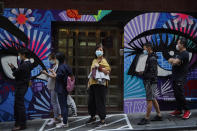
[58,93,68,124]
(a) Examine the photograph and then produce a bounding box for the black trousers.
[172,80,188,111]
[14,84,28,127]
[88,84,107,120]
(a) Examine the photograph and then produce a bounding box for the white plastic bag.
[67,95,77,117]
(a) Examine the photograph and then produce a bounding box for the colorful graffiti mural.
[124,13,197,113]
[1,8,197,121]
[0,8,111,122]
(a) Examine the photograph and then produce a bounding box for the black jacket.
[143,52,158,83]
[12,60,37,85]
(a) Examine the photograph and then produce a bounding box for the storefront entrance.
[52,22,124,114]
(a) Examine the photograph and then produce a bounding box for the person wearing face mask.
[17,55,22,64]
[49,52,74,128]
[8,48,38,131]
[86,44,111,127]
[41,53,61,126]
[168,37,191,119]
[137,43,162,125]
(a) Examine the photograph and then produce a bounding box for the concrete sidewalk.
[128,110,197,131]
[1,110,197,131]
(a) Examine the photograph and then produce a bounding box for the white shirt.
[47,64,58,90]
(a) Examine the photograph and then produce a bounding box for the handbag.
[67,76,75,92]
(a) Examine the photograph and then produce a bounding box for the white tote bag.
[67,95,77,117]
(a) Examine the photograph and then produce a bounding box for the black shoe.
[137,118,150,125]
[86,117,96,124]
[151,115,163,121]
[96,121,106,127]
[12,126,26,131]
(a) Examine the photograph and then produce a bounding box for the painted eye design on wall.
[0,40,47,81]
[0,15,52,82]
[125,21,197,77]
[0,15,49,81]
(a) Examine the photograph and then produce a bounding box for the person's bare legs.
[145,100,153,119]
[153,99,162,117]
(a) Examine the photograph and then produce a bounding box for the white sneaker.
[47,119,56,126]
[56,122,69,128]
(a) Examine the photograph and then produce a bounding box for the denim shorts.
[144,81,157,100]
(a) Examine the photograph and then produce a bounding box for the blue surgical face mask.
[95,50,103,57]
[17,56,22,65]
[17,56,21,61]
[143,50,148,55]
[176,44,180,51]
[49,60,55,65]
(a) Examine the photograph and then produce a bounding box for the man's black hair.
[18,48,30,58]
[179,37,187,47]
[55,52,65,64]
[143,42,153,49]
[49,52,56,59]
